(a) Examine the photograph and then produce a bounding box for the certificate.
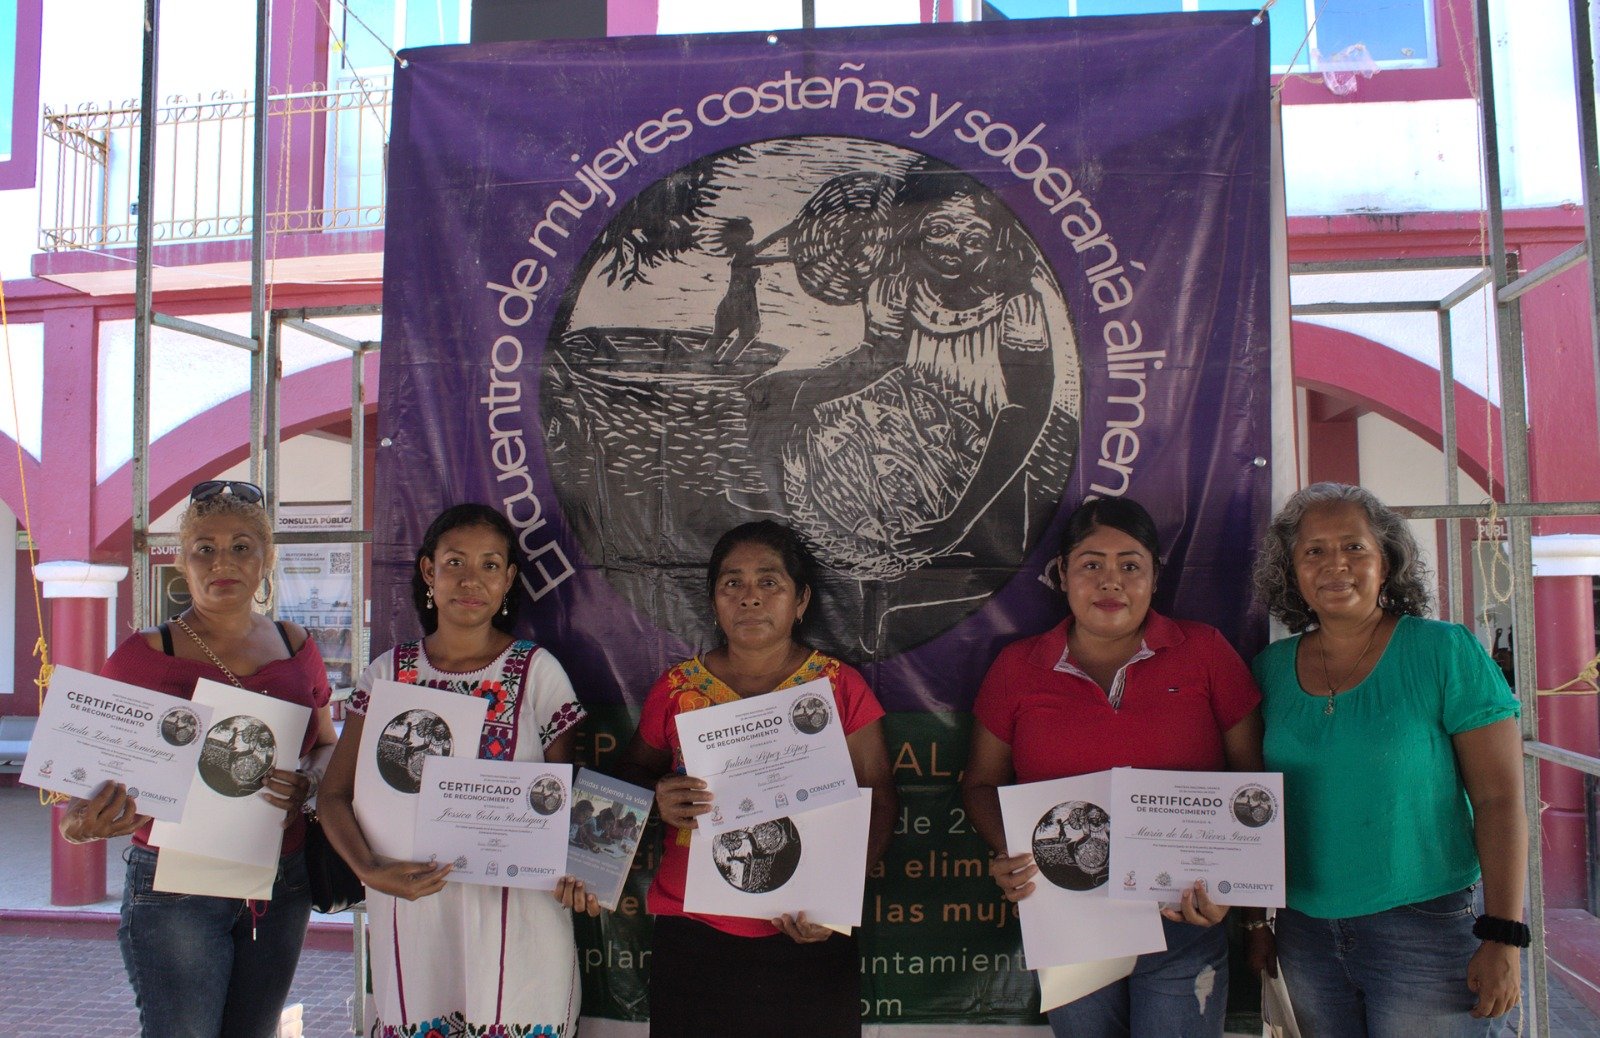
[675,677,856,833]
[414,757,572,890]
[149,679,311,867]
[683,788,871,929]
[1107,768,1286,908]
[353,679,489,861]
[998,772,1165,969]
[21,666,213,823]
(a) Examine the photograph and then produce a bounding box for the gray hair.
[1253,482,1432,632]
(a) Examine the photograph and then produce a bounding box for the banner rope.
[1269,0,1323,99]
[0,279,60,806]
[321,0,406,68]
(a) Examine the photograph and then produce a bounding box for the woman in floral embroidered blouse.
[616,520,897,1037]
[320,504,593,1038]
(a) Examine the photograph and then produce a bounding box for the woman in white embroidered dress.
[321,504,594,1038]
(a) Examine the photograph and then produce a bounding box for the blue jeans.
[1046,917,1229,1038]
[117,845,312,1038]
[1274,888,1498,1037]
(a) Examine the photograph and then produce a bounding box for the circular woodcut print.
[1031,800,1110,891]
[712,817,803,893]
[542,137,1081,658]
[198,715,276,798]
[376,709,453,794]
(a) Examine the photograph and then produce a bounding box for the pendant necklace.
[1317,616,1382,716]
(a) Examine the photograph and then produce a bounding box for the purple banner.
[376,14,1270,713]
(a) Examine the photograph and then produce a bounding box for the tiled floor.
[0,930,357,1036]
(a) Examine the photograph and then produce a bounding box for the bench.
[0,715,37,773]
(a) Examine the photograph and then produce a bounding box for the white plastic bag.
[1262,967,1302,1038]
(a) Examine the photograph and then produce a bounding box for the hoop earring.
[425,585,435,610]
[254,574,273,607]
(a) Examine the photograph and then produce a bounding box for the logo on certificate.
[1031,800,1110,891]
[1217,880,1232,895]
[529,774,566,816]
[789,695,831,736]
[376,709,453,794]
[712,818,802,893]
[159,707,200,747]
[1123,870,1136,890]
[198,715,277,798]
[1230,784,1277,828]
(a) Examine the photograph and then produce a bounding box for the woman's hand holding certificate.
[22,666,215,823]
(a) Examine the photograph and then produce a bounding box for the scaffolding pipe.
[1569,0,1600,461]
[1501,240,1588,304]
[281,317,365,352]
[151,312,260,352]
[1440,267,1495,311]
[1438,309,1465,624]
[249,0,270,497]
[1290,300,1442,315]
[131,0,160,630]
[1474,1,1549,1028]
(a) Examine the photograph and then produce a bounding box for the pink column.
[1530,538,1600,909]
[35,561,128,906]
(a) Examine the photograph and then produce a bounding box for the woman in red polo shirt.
[961,496,1264,1038]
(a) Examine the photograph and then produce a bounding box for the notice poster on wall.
[275,503,359,690]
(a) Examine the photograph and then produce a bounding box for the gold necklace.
[171,613,246,689]
[1316,616,1382,716]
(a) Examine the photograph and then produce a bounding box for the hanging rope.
[0,280,60,806]
[1437,0,1516,625]
[1539,652,1600,697]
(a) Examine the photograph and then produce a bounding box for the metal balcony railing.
[38,76,391,251]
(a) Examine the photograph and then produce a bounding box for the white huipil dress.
[350,639,587,1038]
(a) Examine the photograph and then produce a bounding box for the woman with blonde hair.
[61,479,336,1038]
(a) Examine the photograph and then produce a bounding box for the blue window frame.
[0,1,17,163]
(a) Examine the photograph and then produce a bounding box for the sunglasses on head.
[189,480,264,505]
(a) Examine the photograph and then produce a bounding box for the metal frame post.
[131,0,160,630]
[1437,308,1465,624]
[1570,0,1600,449]
[1474,0,1549,1028]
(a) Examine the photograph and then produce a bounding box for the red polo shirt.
[974,611,1260,783]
